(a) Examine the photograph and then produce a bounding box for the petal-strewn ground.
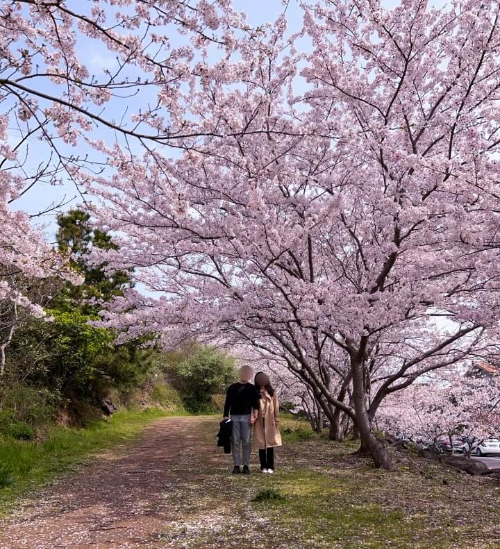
[0,417,499,548]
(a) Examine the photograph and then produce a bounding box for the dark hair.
[255,371,274,397]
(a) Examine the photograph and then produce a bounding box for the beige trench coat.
[253,390,282,450]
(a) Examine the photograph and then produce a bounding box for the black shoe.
[243,465,251,475]
[232,466,241,474]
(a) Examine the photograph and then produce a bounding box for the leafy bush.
[66,400,103,427]
[252,489,286,503]
[90,347,158,399]
[0,410,14,437]
[210,394,226,413]
[280,401,296,413]
[166,345,236,413]
[151,383,184,410]
[0,385,56,429]
[9,422,35,441]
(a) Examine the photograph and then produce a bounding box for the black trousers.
[259,448,275,470]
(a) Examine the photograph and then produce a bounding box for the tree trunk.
[316,409,324,432]
[329,408,344,441]
[351,357,394,470]
[354,436,370,455]
[327,374,351,441]
[0,303,18,376]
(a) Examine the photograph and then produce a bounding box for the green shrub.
[211,394,225,413]
[0,385,57,428]
[0,464,14,489]
[165,344,236,413]
[280,401,296,413]
[151,383,184,410]
[9,422,35,441]
[252,489,286,503]
[67,400,103,427]
[0,410,14,437]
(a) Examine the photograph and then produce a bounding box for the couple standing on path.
[223,365,282,475]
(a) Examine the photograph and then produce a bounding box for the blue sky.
[13,1,306,238]
[11,0,447,242]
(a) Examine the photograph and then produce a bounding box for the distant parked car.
[434,437,466,454]
[435,439,453,453]
[451,439,467,454]
[475,439,500,456]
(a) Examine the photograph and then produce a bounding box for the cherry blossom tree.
[4,0,500,469]
[0,159,80,373]
[0,0,243,366]
[81,0,500,469]
[376,370,500,456]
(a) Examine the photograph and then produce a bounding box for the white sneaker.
[267,469,274,474]
[260,468,268,473]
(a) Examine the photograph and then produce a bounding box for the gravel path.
[0,417,293,549]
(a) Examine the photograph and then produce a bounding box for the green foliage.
[90,346,158,397]
[151,383,184,410]
[9,422,34,441]
[210,394,226,413]
[48,309,114,393]
[279,401,296,413]
[8,310,156,412]
[282,427,315,443]
[0,385,56,429]
[56,209,94,257]
[0,410,13,437]
[166,345,237,413]
[0,465,14,489]
[252,489,286,503]
[55,209,133,315]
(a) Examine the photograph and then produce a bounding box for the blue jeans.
[231,414,252,467]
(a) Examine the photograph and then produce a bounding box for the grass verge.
[0,407,184,513]
[253,468,419,548]
[248,425,500,548]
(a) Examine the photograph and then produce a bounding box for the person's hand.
[274,418,280,426]
[250,416,257,425]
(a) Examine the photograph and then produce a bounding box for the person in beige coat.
[252,372,282,474]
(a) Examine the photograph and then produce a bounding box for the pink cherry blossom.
[3,1,500,469]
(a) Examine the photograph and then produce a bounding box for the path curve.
[0,417,294,549]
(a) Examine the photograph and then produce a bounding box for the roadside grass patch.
[0,408,174,512]
[280,416,326,444]
[252,488,286,503]
[282,427,316,443]
[256,468,423,548]
[0,465,13,489]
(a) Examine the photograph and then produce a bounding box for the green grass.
[253,468,421,548]
[245,416,452,548]
[0,408,181,512]
[252,488,286,503]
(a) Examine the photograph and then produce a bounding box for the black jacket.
[216,419,233,454]
[223,382,260,417]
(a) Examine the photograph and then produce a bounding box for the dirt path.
[0,417,296,549]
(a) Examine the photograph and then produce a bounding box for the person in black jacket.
[223,365,260,475]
